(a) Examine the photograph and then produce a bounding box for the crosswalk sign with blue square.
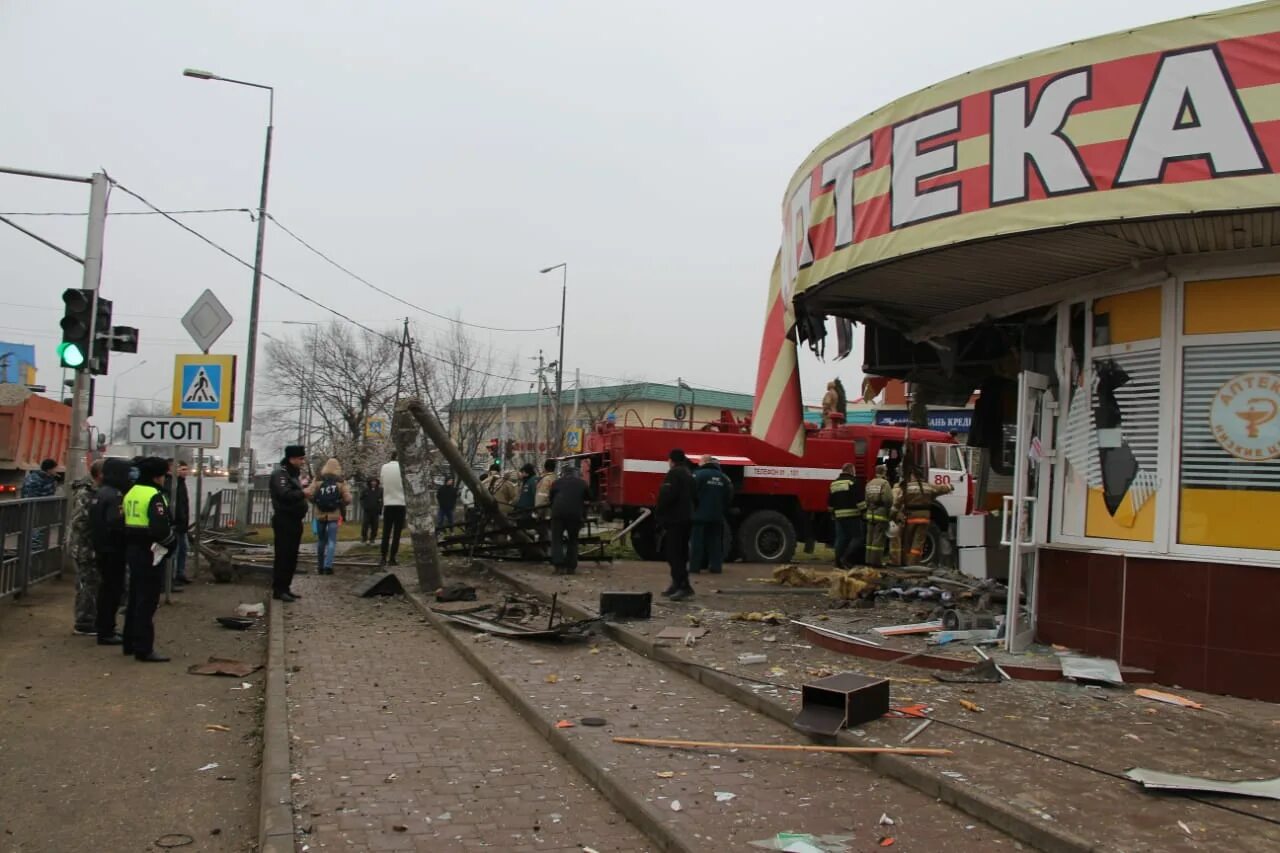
[172,354,237,422]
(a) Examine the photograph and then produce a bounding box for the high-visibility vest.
[124,485,162,528]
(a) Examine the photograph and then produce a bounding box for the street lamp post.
[538,263,567,455]
[184,68,274,531]
[677,378,695,431]
[109,359,148,445]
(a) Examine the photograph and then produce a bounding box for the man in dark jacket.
[689,456,733,587]
[122,457,177,662]
[548,464,589,574]
[436,476,457,530]
[655,448,695,599]
[90,458,131,644]
[360,477,383,544]
[170,461,192,585]
[269,446,308,602]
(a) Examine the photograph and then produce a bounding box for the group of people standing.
[654,449,733,601]
[472,460,589,574]
[827,462,953,568]
[267,446,412,601]
[66,456,186,662]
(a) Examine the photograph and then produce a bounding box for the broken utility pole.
[392,399,443,593]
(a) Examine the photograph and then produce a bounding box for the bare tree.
[261,321,400,478]
[410,320,520,466]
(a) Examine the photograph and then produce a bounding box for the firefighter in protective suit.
[862,465,894,567]
[896,466,952,566]
[827,463,864,569]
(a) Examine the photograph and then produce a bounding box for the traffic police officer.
[827,463,865,568]
[862,464,893,567]
[122,457,176,662]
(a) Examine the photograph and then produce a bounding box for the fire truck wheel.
[629,519,663,561]
[737,510,796,564]
[918,522,948,567]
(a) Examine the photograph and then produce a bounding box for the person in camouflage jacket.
[70,460,104,635]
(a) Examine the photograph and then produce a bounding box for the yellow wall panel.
[1179,488,1280,551]
[1085,487,1156,542]
[1184,276,1280,335]
[1094,287,1162,344]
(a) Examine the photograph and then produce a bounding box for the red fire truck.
[578,412,977,565]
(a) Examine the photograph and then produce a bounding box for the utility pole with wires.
[394,317,410,406]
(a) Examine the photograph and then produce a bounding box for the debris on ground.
[732,611,787,625]
[435,582,477,602]
[204,724,230,733]
[656,626,709,640]
[959,699,984,713]
[1134,688,1226,714]
[234,602,265,617]
[934,659,1003,684]
[187,657,261,678]
[737,653,768,665]
[1059,654,1124,686]
[1125,768,1280,800]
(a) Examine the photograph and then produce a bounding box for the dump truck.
[0,385,71,496]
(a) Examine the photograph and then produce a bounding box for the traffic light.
[90,296,112,375]
[487,438,500,458]
[58,288,93,369]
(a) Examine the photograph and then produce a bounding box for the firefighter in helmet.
[863,464,894,568]
[827,463,865,568]
[896,465,953,565]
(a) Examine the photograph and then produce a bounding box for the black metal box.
[793,672,890,736]
[599,591,652,619]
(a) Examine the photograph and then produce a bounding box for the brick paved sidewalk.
[283,572,651,852]
[494,560,1280,853]
[402,569,1013,852]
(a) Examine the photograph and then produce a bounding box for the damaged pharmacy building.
[754,2,1280,701]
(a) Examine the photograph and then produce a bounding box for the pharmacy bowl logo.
[1210,371,1280,461]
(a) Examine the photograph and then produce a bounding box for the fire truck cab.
[579,412,975,565]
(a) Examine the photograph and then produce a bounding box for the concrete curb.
[258,600,295,853]
[402,589,697,853]
[488,565,1101,853]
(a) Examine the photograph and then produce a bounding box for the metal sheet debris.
[1125,768,1280,800]
[1059,655,1124,685]
[873,620,945,636]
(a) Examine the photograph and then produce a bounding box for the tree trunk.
[392,399,444,593]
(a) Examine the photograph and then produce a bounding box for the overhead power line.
[105,177,527,384]
[0,207,252,217]
[265,213,560,335]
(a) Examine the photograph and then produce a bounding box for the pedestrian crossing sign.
[172,353,237,422]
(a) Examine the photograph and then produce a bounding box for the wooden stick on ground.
[613,736,951,757]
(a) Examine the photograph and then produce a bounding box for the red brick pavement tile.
[283,574,651,851]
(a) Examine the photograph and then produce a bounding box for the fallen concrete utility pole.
[402,399,537,552]
[613,737,951,757]
[393,400,444,592]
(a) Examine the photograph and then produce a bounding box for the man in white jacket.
[379,453,406,566]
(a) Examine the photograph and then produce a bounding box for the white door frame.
[1004,371,1054,653]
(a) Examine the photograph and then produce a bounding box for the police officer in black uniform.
[270,445,308,602]
[122,457,176,662]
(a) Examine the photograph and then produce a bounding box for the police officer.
[827,463,865,569]
[863,464,893,568]
[270,445,309,602]
[122,457,176,662]
[688,456,733,591]
[898,466,953,566]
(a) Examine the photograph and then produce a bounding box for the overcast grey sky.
[0,0,1229,454]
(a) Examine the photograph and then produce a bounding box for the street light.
[184,67,274,531]
[677,377,694,431]
[281,321,319,448]
[539,262,567,454]
[109,359,148,444]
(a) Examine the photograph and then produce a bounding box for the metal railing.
[1,496,67,600]
[201,488,368,532]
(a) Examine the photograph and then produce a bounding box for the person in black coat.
[269,446,308,602]
[548,464,589,575]
[89,457,132,644]
[655,448,696,599]
[360,477,383,544]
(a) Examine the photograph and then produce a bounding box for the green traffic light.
[58,342,86,368]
